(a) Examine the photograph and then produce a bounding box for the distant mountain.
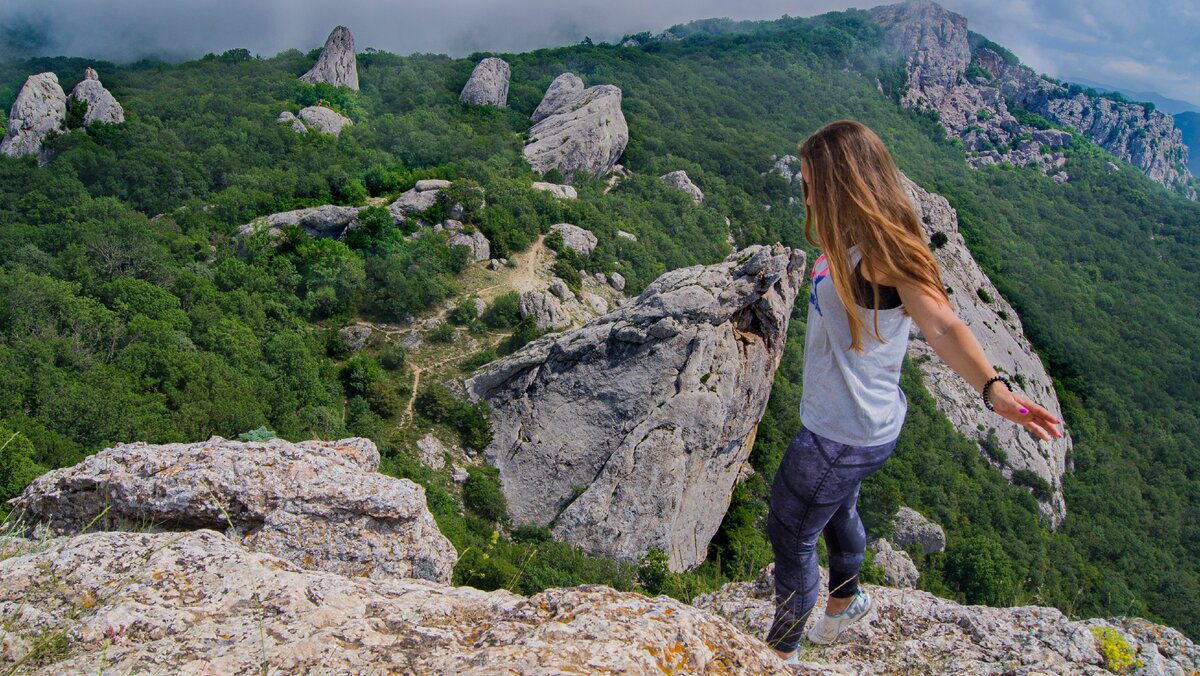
[1063,75,1200,115]
[1178,111,1200,175]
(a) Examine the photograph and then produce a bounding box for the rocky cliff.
[903,176,1071,524]
[524,78,629,181]
[459,57,511,108]
[67,68,124,125]
[465,245,806,571]
[300,25,359,90]
[7,437,457,583]
[0,73,67,158]
[872,0,1195,199]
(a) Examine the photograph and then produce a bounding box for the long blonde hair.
[799,120,948,352]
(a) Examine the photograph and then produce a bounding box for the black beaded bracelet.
[982,375,1011,412]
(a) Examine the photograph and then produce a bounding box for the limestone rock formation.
[298,105,351,136]
[889,506,946,554]
[389,180,450,223]
[0,530,787,674]
[518,289,571,331]
[550,222,597,256]
[0,72,67,158]
[661,170,704,203]
[466,245,807,571]
[872,0,1195,198]
[768,154,803,185]
[339,325,372,352]
[276,110,308,133]
[524,84,629,181]
[448,229,490,262]
[7,437,456,583]
[869,539,919,588]
[239,204,364,239]
[67,67,124,125]
[531,181,578,199]
[693,565,1199,674]
[531,72,585,122]
[903,176,1071,524]
[300,25,359,90]
[459,57,510,107]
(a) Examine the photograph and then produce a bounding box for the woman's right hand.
[989,385,1063,441]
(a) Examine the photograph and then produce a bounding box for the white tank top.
[800,246,911,446]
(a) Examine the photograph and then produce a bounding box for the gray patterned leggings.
[764,425,897,652]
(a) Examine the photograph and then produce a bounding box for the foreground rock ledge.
[7,437,456,584]
[467,245,806,571]
[0,530,787,674]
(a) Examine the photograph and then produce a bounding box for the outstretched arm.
[895,281,1063,442]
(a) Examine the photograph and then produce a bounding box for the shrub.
[236,426,276,442]
[1089,626,1142,674]
[429,322,456,343]
[1011,469,1053,502]
[463,465,508,523]
[483,291,522,329]
[930,231,949,249]
[977,287,994,303]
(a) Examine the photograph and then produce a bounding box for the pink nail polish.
[1019,407,1029,414]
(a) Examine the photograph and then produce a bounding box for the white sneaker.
[806,589,872,644]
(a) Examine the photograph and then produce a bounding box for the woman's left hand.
[990,387,1063,442]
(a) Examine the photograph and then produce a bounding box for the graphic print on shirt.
[809,253,829,316]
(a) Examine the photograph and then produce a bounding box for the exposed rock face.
[872,0,1195,198]
[459,57,510,107]
[340,325,372,352]
[661,170,704,203]
[518,290,571,331]
[550,222,597,256]
[768,154,803,185]
[389,180,450,222]
[694,565,1199,674]
[67,67,124,125]
[889,506,946,554]
[466,245,807,571]
[903,177,1071,524]
[448,229,490,262]
[869,539,919,588]
[0,72,67,158]
[416,433,448,470]
[524,84,629,181]
[531,72,585,122]
[278,110,308,133]
[0,530,787,674]
[531,181,578,199]
[7,437,456,583]
[298,105,351,136]
[300,25,359,90]
[239,204,364,239]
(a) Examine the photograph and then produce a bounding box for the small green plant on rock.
[1089,625,1142,674]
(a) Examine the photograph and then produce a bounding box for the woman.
[766,120,1063,662]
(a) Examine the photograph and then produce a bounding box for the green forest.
[0,9,1198,640]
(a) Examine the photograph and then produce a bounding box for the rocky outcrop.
[872,0,1195,198]
[0,72,67,158]
[459,57,510,108]
[300,25,359,91]
[448,229,490,262]
[7,437,456,583]
[466,245,807,571]
[0,530,787,674]
[298,105,351,136]
[550,223,597,256]
[869,539,919,588]
[389,179,450,222]
[889,506,946,554]
[518,289,571,331]
[277,110,307,133]
[339,325,372,352]
[531,181,578,199]
[524,84,629,181]
[694,565,1199,674]
[903,177,1071,524]
[531,72,585,122]
[767,154,803,185]
[239,204,364,239]
[67,67,124,125]
[661,170,704,203]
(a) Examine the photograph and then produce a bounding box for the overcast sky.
[2,0,1197,108]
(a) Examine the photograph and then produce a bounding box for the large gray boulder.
[7,437,456,583]
[300,25,359,90]
[239,203,364,239]
[466,245,807,571]
[530,72,585,122]
[661,170,704,203]
[448,229,490,262]
[518,289,571,331]
[694,565,1199,674]
[67,67,124,125]
[388,180,448,223]
[298,105,351,136]
[459,57,510,107]
[903,176,1071,524]
[550,222,597,256]
[524,84,629,181]
[0,72,67,158]
[0,530,787,673]
[531,181,578,199]
[889,506,946,555]
[869,539,919,588]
